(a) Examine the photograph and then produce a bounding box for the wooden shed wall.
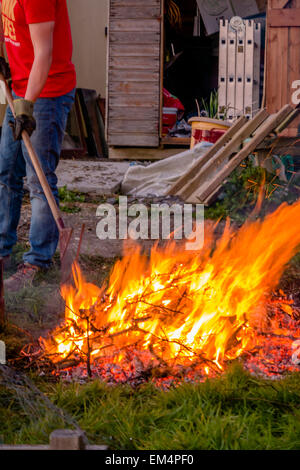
[107,0,163,147]
[265,0,300,136]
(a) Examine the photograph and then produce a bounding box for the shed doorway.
[161,0,267,147]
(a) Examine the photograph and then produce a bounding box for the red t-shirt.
[1,0,76,97]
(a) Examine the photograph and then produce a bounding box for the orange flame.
[41,201,300,377]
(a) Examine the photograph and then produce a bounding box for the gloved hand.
[9,99,36,140]
[0,57,11,80]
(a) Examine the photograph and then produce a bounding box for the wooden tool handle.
[0,74,64,230]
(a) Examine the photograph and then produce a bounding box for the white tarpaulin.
[121,141,213,197]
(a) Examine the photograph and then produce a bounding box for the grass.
[58,185,85,214]
[58,186,86,204]
[0,364,300,449]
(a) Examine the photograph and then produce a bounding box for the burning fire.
[40,201,300,382]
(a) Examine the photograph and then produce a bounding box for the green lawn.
[1,364,300,450]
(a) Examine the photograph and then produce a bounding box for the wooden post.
[49,429,88,450]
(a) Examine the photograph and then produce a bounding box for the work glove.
[9,99,36,140]
[0,57,11,79]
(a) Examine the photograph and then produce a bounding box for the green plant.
[205,158,299,224]
[58,186,85,213]
[58,186,85,203]
[200,89,219,119]
[197,89,231,120]
[60,205,81,214]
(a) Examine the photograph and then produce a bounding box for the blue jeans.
[0,89,75,268]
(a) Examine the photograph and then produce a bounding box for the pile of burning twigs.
[17,290,300,389]
[16,200,300,387]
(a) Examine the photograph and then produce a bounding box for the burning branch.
[34,201,300,383]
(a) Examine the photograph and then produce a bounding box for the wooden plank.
[110,5,161,19]
[111,0,160,6]
[109,93,160,107]
[109,69,159,82]
[268,9,300,27]
[110,19,161,32]
[109,81,160,94]
[109,146,182,161]
[166,116,247,196]
[77,88,101,157]
[110,44,160,57]
[109,106,160,120]
[161,137,190,147]
[77,88,106,158]
[179,111,269,200]
[190,105,293,203]
[278,27,289,108]
[50,430,87,451]
[0,445,50,450]
[108,133,159,146]
[109,119,159,133]
[110,31,160,44]
[203,185,224,206]
[97,97,106,124]
[0,445,107,450]
[109,56,160,70]
[275,108,300,133]
[266,26,279,114]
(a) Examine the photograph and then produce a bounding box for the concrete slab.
[56,160,130,195]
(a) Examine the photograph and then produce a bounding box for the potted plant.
[189,90,231,149]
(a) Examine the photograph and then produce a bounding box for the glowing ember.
[39,201,300,383]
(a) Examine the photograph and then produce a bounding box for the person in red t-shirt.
[0,0,76,291]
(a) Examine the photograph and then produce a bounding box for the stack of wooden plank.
[167,104,299,204]
[62,89,108,158]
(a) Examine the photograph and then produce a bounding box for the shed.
[106,0,300,160]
